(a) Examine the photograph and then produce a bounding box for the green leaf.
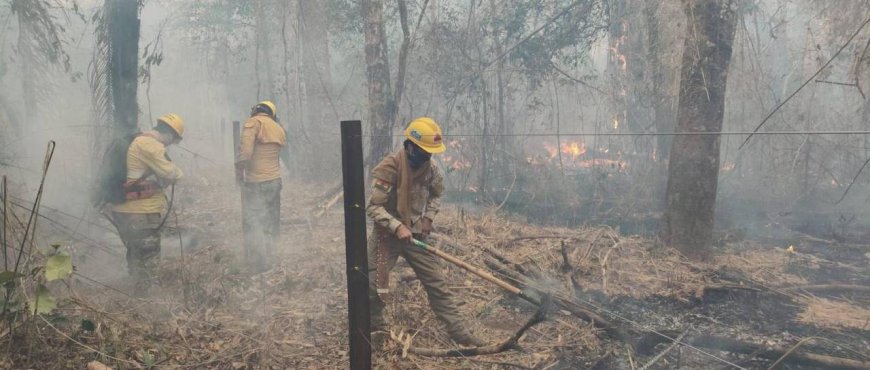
[0,271,23,284]
[31,284,56,314]
[45,252,73,281]
[81,319,96,332]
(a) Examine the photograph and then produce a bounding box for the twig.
[639,327,690,370]
[686,335,870,370]
[464,358,533,369]
[834,155,870,204]
[499,235,580,248]
[766,336,818,370]
[600,243,619,294]
[560,241,574,273]
[38,315,141,367]
[740,14,870,149]
[315,189,343,218]
[780,284,870,294]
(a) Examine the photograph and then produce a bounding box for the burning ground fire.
[436,140,627,172]
[536,141,628,171]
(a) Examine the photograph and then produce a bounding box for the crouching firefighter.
[99,114,184,290]
[367,117,486,347]
[235,101,286,272]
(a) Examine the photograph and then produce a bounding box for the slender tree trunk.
[362,0,395,164]
[664,0,738,260]
[645,0,677,164]
[108,0,141,137]
[254,0,274,100]
[299,0,332,127]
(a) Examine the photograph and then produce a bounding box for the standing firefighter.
[367,117,486,347]
[235,101,286,272]
[110,114,184,289]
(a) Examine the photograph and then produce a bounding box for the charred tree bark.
[107,0,140,137]
[362,0,395,165]
[664,0,738,260]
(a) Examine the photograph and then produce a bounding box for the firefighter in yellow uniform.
[112,113,184,289]
[367,117,486,347]
[235,101,286,272]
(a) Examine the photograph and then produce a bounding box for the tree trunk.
[108,0,140,137]
[362,0,395,164]
[645,0,677,164]
[299,0,333,127]
[254,0,275,100]
[664,0,738,260]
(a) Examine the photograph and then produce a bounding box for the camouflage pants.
[113,212,162,286]
[367,229,465,333]
[242,179,281,272]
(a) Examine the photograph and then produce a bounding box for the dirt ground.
[2,172,868,369]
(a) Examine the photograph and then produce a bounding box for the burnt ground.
[1,172,868,369]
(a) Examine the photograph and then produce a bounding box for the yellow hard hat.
[157,113,184,139]
[404,117,446,154]
[255,100,277,117]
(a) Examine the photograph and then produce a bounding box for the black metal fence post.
[340,120,372,370]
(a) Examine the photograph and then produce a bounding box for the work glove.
[421,217,434,235]
[395,224,413,242]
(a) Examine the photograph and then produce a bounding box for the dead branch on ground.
[683,335,870,370]
[391,295,551,357]
[781,284,870,295]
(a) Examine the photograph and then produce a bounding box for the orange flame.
[543,141,588,160]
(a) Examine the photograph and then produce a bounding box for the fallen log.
[393,295,551,357]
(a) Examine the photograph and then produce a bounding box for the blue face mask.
[406,144,431,169]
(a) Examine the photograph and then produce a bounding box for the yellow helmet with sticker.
[403,117,446,154]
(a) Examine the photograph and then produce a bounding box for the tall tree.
[362,0,395,163]
[109,0,141,136]
[645,0,680,165]
[90,0,141,159]
[299,0,333,126]
[664,0,738,259]
[361,0,415,164]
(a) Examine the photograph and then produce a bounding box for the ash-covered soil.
[2,174,868,369]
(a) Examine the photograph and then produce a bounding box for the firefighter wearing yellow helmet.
[236,100,287,272]
[112,113,185,291]
[366,117,486,347]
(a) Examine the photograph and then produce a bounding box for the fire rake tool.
[410,238,541,306]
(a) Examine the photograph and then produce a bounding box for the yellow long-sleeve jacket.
[237,113,286,183]
[113,133,183,214]
[367,151,444,234]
